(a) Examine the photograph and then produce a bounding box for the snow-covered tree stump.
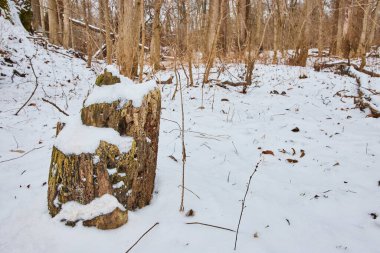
[47,66,161,229]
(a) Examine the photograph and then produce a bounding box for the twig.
[179,67,187,212]
[125,222,159,253]
[42,98,69,116]
[0,146,44,164]
[186,222,236,232]
[15,57,39,116]
[234,155,263,250]
[177,185,200,199]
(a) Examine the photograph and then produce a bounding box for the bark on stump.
[47,69,161,229]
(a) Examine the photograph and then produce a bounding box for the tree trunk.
[318,0,324,57]
[62,0,70,48]
[48,0,59,44]
[368,0,380,47]
[203,0,225,83]
[150,0,163,71]
[82,0,92,68]
[336,0,345,56]
[39,0,46,35]
[273,0,279,64]
[31,0,41,31]
[118,0,141,78]
[358,0,371,69]
[185,0,194,86]
[237,0,247,50]
[206,0,220,56]
[138,0,145,82]
[103,0,113,64]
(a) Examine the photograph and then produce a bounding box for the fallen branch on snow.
[15,57,39,116]
[125,222,159,253]
[234,155,263,251]
[42,98,69,116]
[186,222,236,232]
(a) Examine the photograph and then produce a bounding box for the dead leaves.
[262,147,305,164]
[286,159,298,164]
[291,127,300,132]
[262,150,274,156]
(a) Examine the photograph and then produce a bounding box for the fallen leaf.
[300,149,305,158]
[28,103,36,107]
[186,209,195,217]
[253,232,259,238]
[291,148,296,155]
[279,149,286,154]
[333,162,340,166]
[221,98,229,102]
[262,150,274,156]
[286,159,298,163]
[291,127,300,132]
[370,213,378,219]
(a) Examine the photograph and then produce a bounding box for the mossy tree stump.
[47,69,161,229]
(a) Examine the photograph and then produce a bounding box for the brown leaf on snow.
[279,149,286,154]
[262,150,274,156]
[286,159,298,163]
[28,103,36,107]
[186,209,195,217]
[291,148,296,155]
[291,127,300,132]
[300,149,305,158]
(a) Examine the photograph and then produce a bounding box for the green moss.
[95,70,121,86]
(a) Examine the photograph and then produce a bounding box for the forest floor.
[1,9,380,253]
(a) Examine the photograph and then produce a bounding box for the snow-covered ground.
[1,8,380,253]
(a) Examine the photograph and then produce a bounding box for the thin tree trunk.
[31,0,41,31]
[318,0,324,57]
[118,0,141,78]
[203,0,225,83]
[185,0,194,86]
[40,0,46,35]
[103,0,112,64]
[206,0,220,55]
[150,0,163,71]
[368,0,380,47]
[358,0,372,69]
[48,0,59,44]
[138,0,145,82]
[82,0,92,68]
[273,1,278,64]
[336,0,345,56]
[62,0,70,48]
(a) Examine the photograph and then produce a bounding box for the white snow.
[84,65,157,108]
[1,8,380,253]
[54,114,133,155]
[55,194,125,222]
[112,181,124,189]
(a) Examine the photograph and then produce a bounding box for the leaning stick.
[125,222,159,253]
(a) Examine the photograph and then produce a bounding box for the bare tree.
[48,0,59,44]
[150,0,163,71]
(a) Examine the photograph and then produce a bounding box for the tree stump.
[47,67,161,229]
